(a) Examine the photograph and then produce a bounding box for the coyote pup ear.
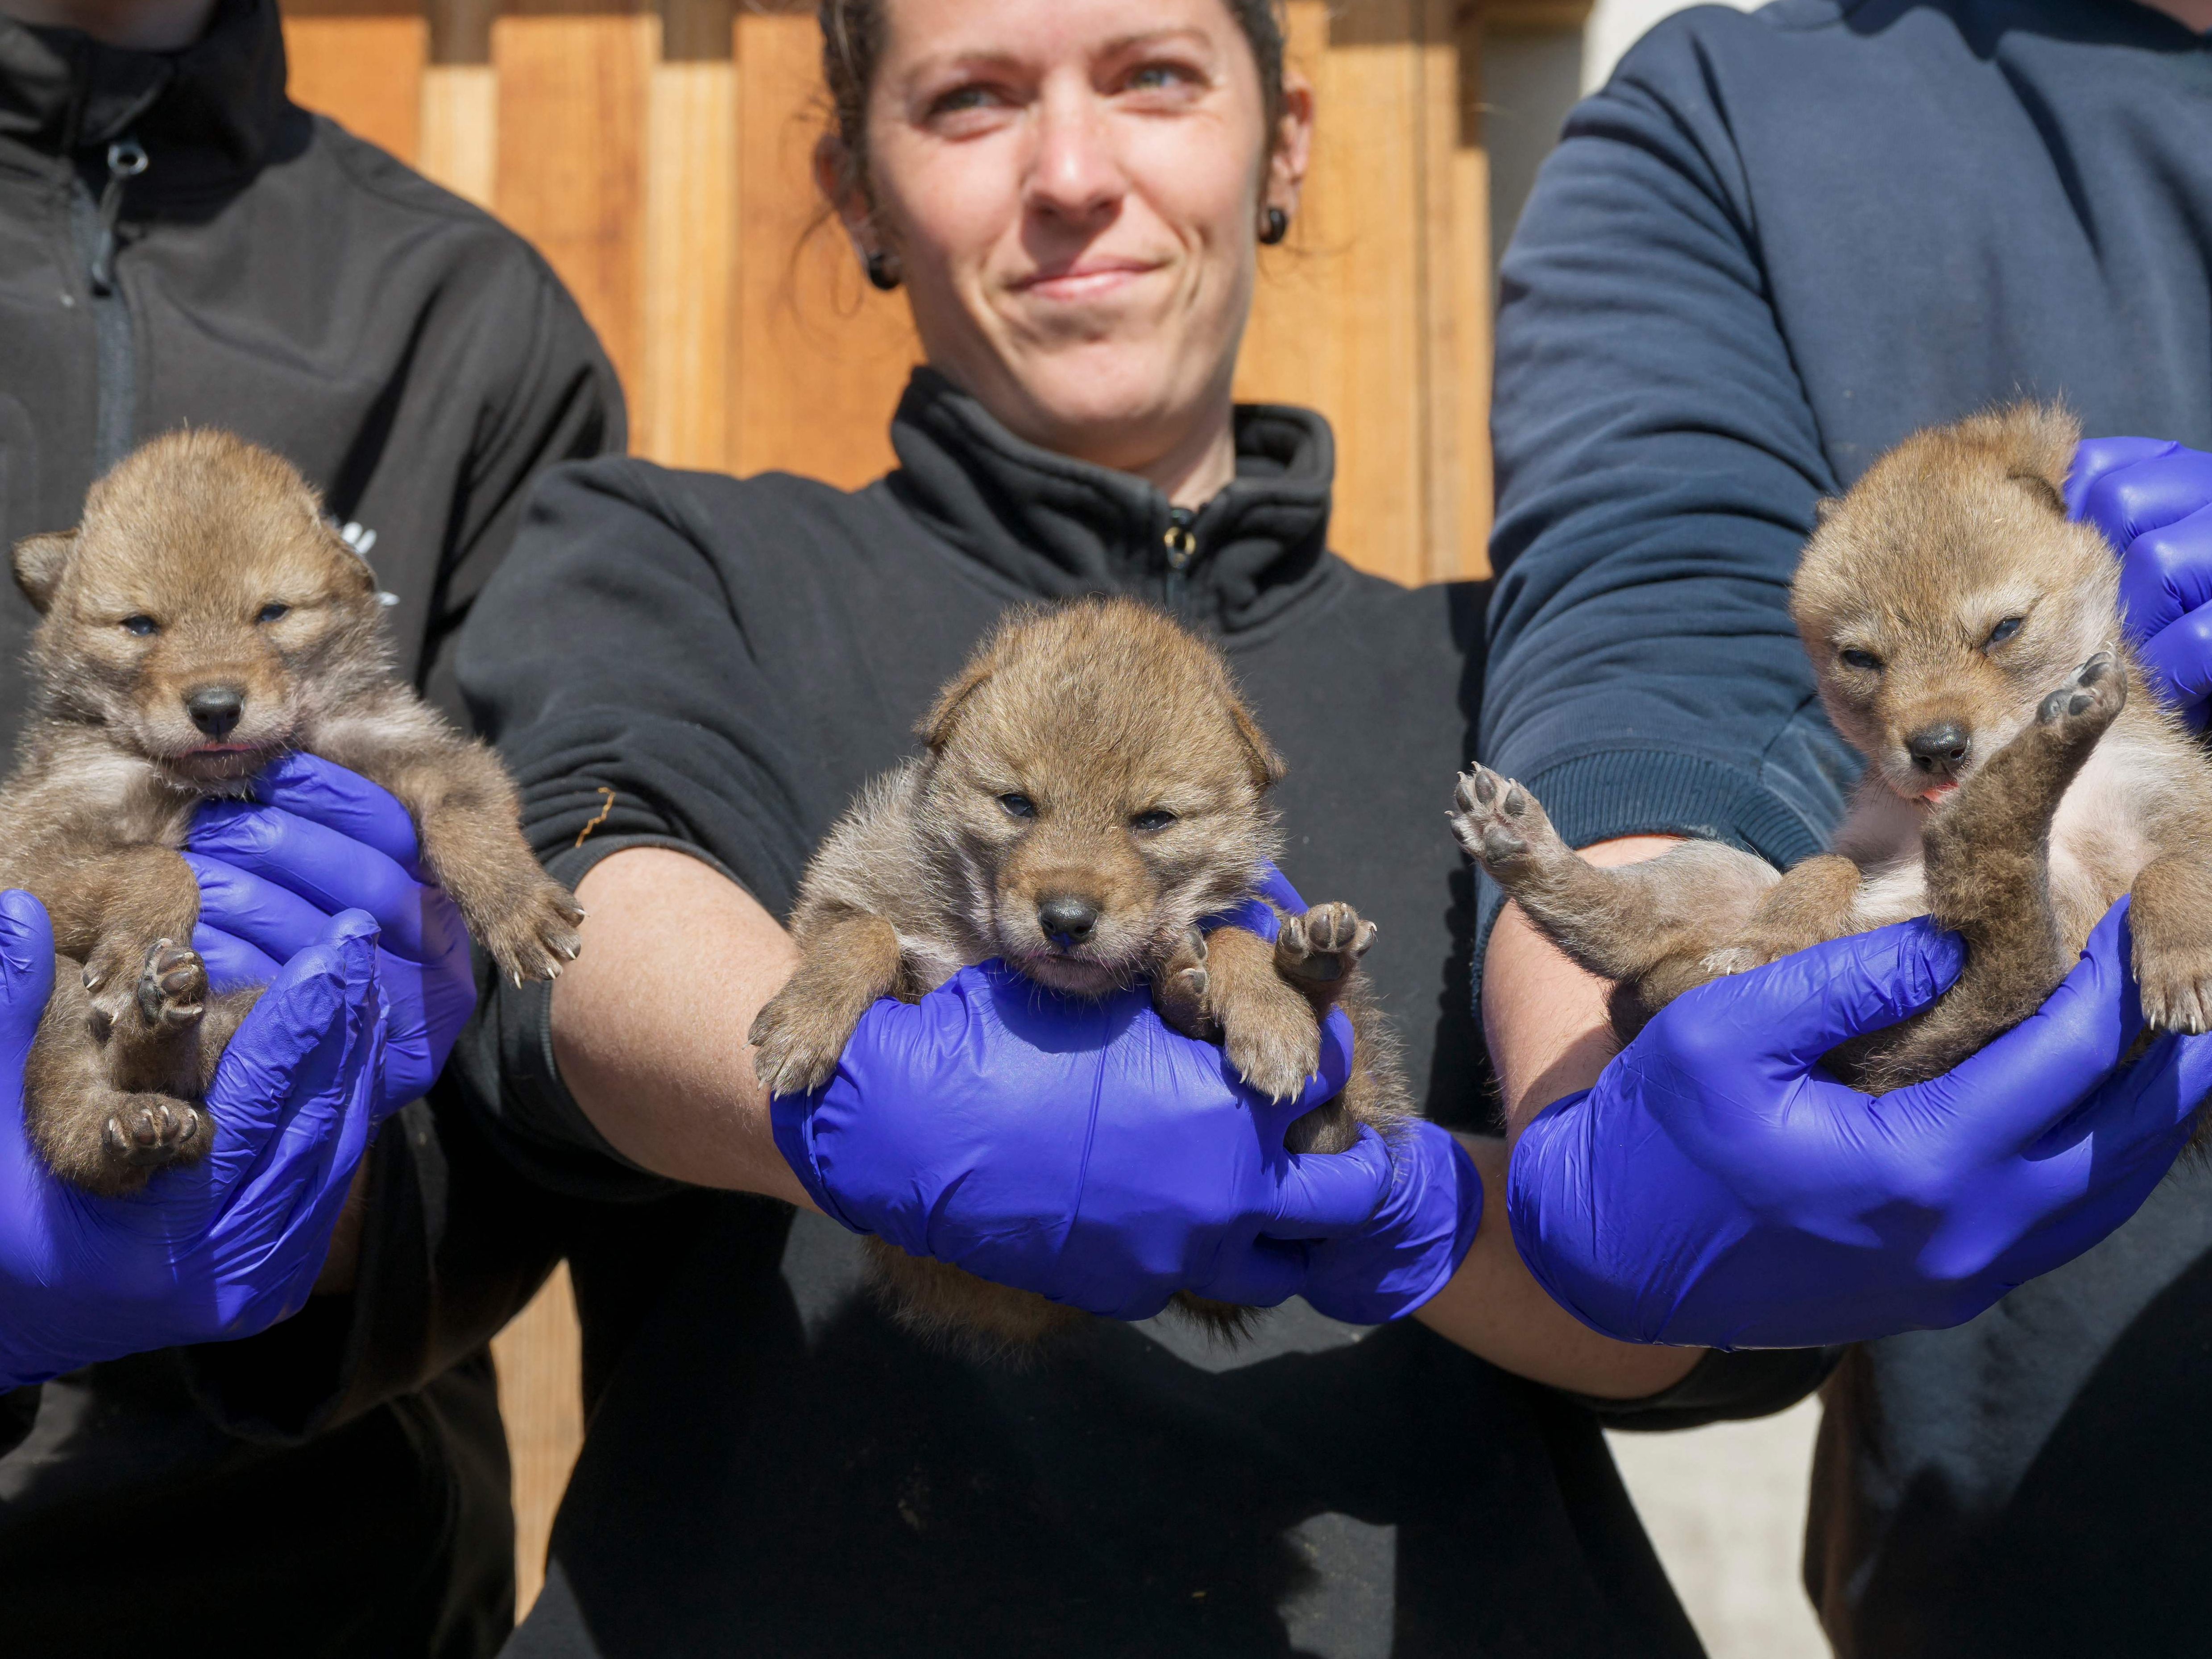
[1228,698,1287,791]
[12,530,77,613]
[1995,401,2081,510]
[920,663,993,752]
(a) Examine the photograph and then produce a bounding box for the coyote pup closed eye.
[749,596,1409,1353]
[1452,403,2212,1093]
[8,430,582,1195]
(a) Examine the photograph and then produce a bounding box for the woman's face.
[837,0,1309,483]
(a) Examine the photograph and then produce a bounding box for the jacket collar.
[0,0,290,189]
[884,366,1341,635]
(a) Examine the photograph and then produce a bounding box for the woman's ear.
[1264,70,1315,226]
[814,130,879,267]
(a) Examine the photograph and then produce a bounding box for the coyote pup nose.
[1905,720,1971,778]
[185,685,245,740]
[1037,894,1100,945]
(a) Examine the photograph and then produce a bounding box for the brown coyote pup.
[8,430,582,1195]
[749,597,1409,1351]
[1452,403,2212,1092]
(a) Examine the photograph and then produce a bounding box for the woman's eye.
[1131,809,1178,833]
[256,603,290,624]
[998,793,1037,820]
[928,83,1007,121]
[120,615,157,637]
[1839,648,1882,671]
[1986,615,2023,647]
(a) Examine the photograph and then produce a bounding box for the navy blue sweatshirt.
[1485,1,2212,1653]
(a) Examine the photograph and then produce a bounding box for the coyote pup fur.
[749,597,1410,1351]
[1452,404,2212,1091]
[8,430,582,1195]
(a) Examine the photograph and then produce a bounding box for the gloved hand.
[185,753,475,1115]
[1207,861,1485,1323]
[0,891,389,1390]
[2069,435,2212,728]
[773,961,1392,1319]
[1509,902,2212,1349]
[1297,1117,1482,1323]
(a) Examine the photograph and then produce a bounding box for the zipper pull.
[88,137,148,296]
[1163,506,1198,571]
[1161,505,1198,615]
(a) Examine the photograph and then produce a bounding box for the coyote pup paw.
[1275,902,1377,987]
[747,991,855,1099]
[136,938,207,1032]
[102,1096,204,1171]
[1450,766,1563,877]
[478,877,585,986]
[1154,927,1218,1041]
[2037,651,2126,738]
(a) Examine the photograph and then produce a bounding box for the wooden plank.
[732,9,913,487]
[1234,0,1337,429]
[1314,2,1427,586]
[491,1262,584,1622]
[282,14,426,165]
[418,64,498,207]
[638,57,737,468]
[493,12,656,405]
[1452,3,1495,578]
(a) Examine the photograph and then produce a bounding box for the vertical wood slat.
[731,9,911,487]
[493,12,656,402]
[489,1262,584,1621]
[638,55,737,468]
[418,63,499,207]
[281,14,427,165]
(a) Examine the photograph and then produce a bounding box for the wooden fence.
[273,0,1579,1613]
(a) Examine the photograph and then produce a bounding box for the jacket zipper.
[1163,505,1198,616]
[70,136,147,472]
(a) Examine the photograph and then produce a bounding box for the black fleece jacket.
[443,370,1816,1657]
[0,2,622,1655]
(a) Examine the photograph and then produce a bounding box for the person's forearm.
[1414,835,1701,1397]
[550,847,815,1208]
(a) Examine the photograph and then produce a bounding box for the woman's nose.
[1026,85,1126,222]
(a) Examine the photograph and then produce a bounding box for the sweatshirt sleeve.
[445,459,820,1199]
[1475,15,1862,991]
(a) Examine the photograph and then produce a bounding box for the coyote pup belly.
[8,430,582,1194]
[749,596,1409,1353]
[1453,403,2212,1092]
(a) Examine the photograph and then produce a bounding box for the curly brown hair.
[817,0,1291,210]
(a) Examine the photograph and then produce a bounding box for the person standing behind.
[1474,0,2212,1653]
[0,0,623,1653]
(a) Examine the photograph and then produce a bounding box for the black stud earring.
[1259,206,1289,246]
[865,249,903,292]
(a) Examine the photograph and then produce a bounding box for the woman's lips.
[1014,262,1159,302]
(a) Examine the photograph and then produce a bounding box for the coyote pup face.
[13,430,388,792]
[917,599,1286,997]
[1791,405,2117,806]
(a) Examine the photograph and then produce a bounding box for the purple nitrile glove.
[1297,1118,1483,1323]
[1509,902,2212,1350]
[185,752,475,1116]
[1204,861,1483,1323]
[0,891,389,1390]
[773,961,1387,1320]
[2069,435,2212,729]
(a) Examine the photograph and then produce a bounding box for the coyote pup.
[750,597,1409,1351]
[9,430,582,1194]
[1452,404,2212,1091]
